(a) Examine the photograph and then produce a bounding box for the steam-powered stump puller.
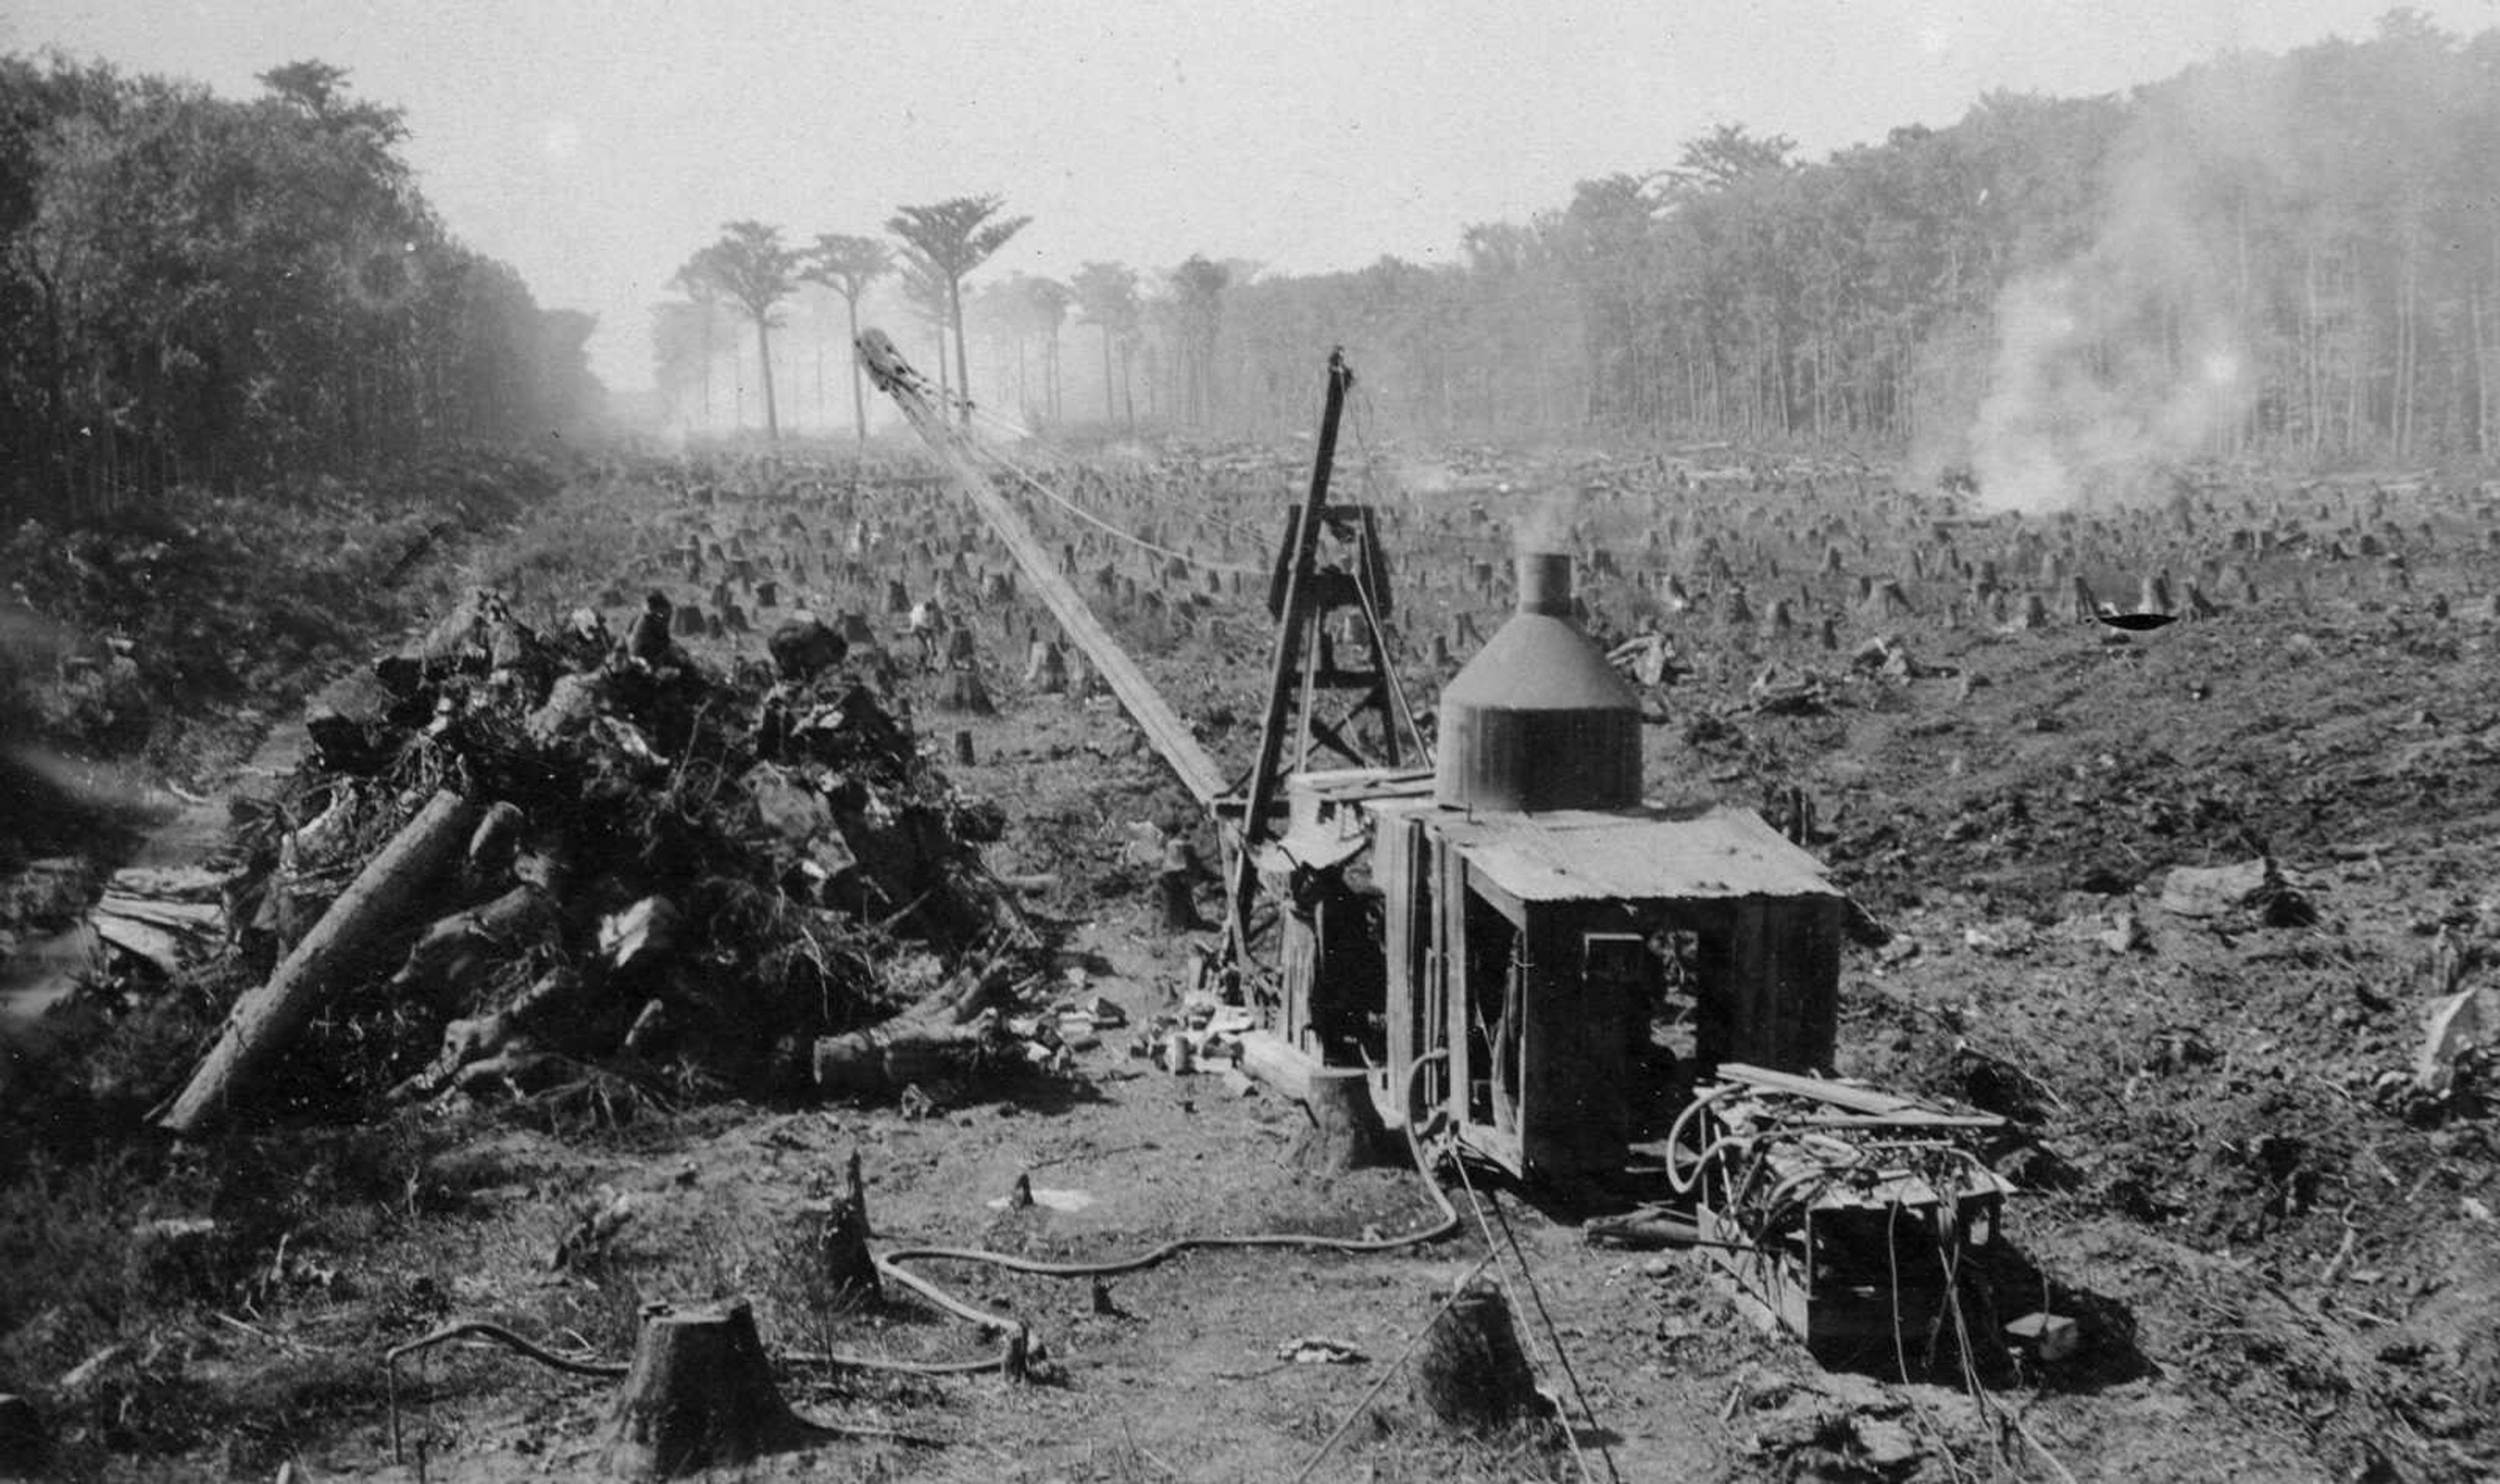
[859,335,2025,1357]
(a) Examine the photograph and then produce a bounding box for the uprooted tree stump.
[811,967,1012,1098]
[603,1298,807,1479]
[1290,1067,1395,1172]
[1411,1279,1544,1434]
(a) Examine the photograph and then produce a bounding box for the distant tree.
[684,221,798,439]
[1070,260,1139,426]
[0,54,596,516]
[970,277,1028,409]
[1669,122,1797,192]
[1021,275,1072,422]
[650,298,711,428]
[1169,254,1230,425]
[800,232,891,447]
[886,195,1030,419]
[667,257,726,427]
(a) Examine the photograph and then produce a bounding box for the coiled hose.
[872,1049,1464,1364]
[382,1053,1468,1404]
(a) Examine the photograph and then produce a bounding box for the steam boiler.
[1253,551,1846,1183]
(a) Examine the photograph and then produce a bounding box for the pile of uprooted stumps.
[154,587,1035,1135]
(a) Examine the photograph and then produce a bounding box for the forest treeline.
[0,57,602,523]
[686,12,2498,472]
[1223,14,2500,465]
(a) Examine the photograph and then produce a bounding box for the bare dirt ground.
[7,446,2497,1483]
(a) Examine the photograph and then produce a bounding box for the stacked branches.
[163,583,1018,1131]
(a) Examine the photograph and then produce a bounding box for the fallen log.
[913,957,1018,1026]
[159,791,479,1136]
[389,881,557,1004]
[464,801,527,885]
[811,1009,1002,1097]
[523,671,605,747]
[390,967,581,1103]
[1236,1029,1318,1105]
[445,1047,568,1101]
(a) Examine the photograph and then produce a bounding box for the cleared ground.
[5,445,2496,1482]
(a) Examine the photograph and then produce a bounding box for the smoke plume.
[1960,65,2289,512]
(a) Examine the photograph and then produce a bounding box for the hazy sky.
[12,1,2494,391]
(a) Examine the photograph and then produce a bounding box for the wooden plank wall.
[1725,896,1843,1071]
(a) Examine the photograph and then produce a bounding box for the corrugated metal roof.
[1371,800,1838,902]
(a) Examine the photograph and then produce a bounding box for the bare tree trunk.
[845,294,869,448]
[755,314,780,441]
[949,279,972,426]
[1101,325,1115,424]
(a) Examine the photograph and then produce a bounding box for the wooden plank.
[1714,1062,1933,1116]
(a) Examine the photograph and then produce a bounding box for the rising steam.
[1960,68,2285,513]
[1511,486,1581,555]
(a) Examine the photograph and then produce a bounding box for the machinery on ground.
[1673,1064,2015,1365]
[857,334,2016,1354]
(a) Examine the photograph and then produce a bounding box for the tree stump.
[2066,576,2099,623]
[820,1150,880,1302]
[1290,1067,1393,1172]
[935,668,993,715]
[1025,640,1068,693]
[1157,868,1204,932]
[602,1298,805,1479]
[0,1393,42,1477]
[1411,1280,1543,1434]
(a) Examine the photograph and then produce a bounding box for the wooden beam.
[915,424,1230,809]
[1229,351,1354,953]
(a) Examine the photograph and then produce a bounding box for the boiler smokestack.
[1517,551,1572,616]
[1433,550,1642,813]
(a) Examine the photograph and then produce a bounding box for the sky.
[12,0,2496,392]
